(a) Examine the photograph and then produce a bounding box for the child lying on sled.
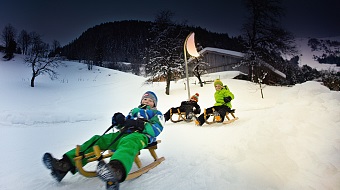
[43,91,164,190]
[164,93,201,122]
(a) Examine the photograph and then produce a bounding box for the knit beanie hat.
[214,79,223,86]
[190,93,199,102]
[141,91,158,107]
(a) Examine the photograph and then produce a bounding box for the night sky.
[1,0,339,46]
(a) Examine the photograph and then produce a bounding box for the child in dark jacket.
[43,91,164,190]
[164,93,201,122]
[195,79,234,126]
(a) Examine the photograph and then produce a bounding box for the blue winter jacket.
[126,105,164,144]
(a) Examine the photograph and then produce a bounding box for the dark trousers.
[197,105,231,125]
[164,107,197,121]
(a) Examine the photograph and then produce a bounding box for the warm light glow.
[186,32,200,57]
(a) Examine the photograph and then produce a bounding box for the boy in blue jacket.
[43,91,164,190]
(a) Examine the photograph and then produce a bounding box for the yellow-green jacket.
[214,85,234,108]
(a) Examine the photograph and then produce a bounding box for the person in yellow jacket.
[195,79,234,126]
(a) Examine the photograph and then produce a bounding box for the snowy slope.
[0,54,339,190]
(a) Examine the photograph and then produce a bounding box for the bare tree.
[50,40,61,55]
[1,23,17,59]
[25,32,61,87]
[241,0,297,98]
[1,24,16,48]
[192,56,208,87]
[17,29,31,55]
[242,0,296,78]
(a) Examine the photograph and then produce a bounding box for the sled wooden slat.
[170,108,196,123]
[73,140,164,180]
[222,117,239,124]
[126,157,165,180]
[203,108,239,125]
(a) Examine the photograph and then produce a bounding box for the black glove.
[124,119,145,132]
[112,112,125,125]
[224,96,232,103]
[194,107,201,114]
[138,104,148,109]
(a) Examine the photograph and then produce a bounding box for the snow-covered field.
[0,53,339,190]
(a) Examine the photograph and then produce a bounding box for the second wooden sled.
[203,108,239,125]
[73,140,165,180]
[169,108,196,123]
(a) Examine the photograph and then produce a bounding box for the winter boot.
[186,112,194,121]
[43,153,73,182]
[195,114,205,126]
[96,160,125,190]
[194,120,200,126]
[164,110,171,122]
[213,111,222,122]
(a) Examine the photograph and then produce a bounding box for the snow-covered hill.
[0,54,339,190]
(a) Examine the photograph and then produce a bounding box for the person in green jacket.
[43,91,164,190]
[195,79,234,126]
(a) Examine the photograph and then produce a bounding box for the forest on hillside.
[308,38,340,66]
[60,20,245,69]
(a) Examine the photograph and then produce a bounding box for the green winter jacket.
[214,85,234,108]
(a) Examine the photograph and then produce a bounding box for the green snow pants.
[65,131,148,179]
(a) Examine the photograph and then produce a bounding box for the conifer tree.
[145,10,187,95]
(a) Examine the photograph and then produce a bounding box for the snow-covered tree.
[308,38,340,66]
[145,10,187,95]
[321,69,340,91]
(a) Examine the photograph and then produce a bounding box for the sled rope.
[78,124,114,159]
[97,127,129,160]
[82,117,149,160]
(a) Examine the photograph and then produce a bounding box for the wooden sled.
[203,108,239,125]
[169,108,196,123]
[73,140,165,180]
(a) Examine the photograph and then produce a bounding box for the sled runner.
[73,140,165,180]
[203,108,239,125]
[169,108,197,123]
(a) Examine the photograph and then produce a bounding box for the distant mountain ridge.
[60,20,245,65]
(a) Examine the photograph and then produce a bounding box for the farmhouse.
[189,47,286,84]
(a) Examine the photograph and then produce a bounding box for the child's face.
[215,84,222,91]
[141,97,155,107]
